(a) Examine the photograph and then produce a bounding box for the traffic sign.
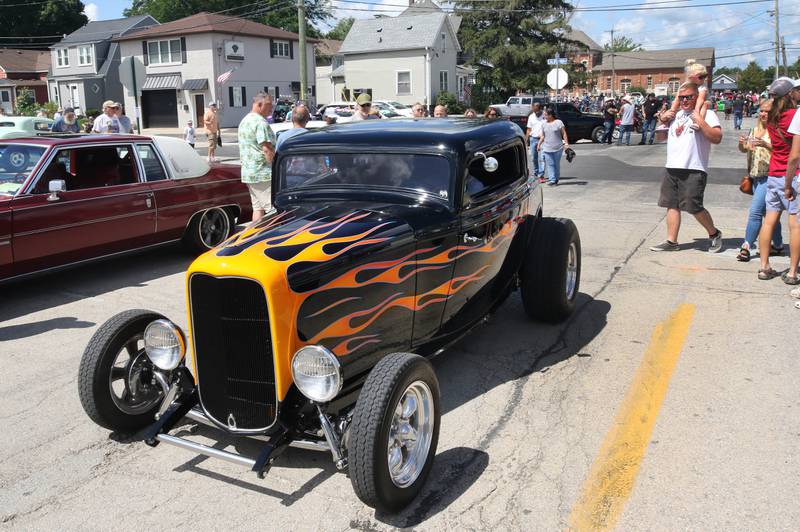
[546,68,569,90]
[547,58,569,65]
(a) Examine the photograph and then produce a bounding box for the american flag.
[216,70,234,85]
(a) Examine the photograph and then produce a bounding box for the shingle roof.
[594,48,715,71]
[58,15,156,45]
[566,30,601,52]
[339,13,455,54]
[316,39,342,57]
[0,49,50,73]
[116,12,310,42]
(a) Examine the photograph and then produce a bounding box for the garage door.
[142,90,177,128]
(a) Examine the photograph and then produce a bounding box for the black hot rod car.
[78,118,581,512]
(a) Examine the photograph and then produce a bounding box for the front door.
[69,85,80,109]
[11,144,156,276]
[194,94,204,126]
[0,89,12,114]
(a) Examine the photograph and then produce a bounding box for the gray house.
[48,15,158,114]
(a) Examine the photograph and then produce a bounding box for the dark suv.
[549,103,606,143]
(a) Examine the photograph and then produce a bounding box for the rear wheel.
[349,353,440,512]
[185,207,233,252]
[520,217,581,322]
[591,125,604,143]
[78,309,167,432]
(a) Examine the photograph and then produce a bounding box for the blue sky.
[94,0,799,69]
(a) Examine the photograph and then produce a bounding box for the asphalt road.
[3,116,799,530]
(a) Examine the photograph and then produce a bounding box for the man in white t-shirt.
[617,96,635,146]
[650,82,724,253]
[91,100,121,134]
[525,103,545,181]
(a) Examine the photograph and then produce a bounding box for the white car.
[0,116,54,140]
[373,100,414,117]
[315,101,356,123]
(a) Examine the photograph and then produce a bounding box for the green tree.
[737,61,767,93]
[788,58,800,79]
[0,0,87,44]
[125,0,330,36]
[603,35,643,52]
[713,66,741,78]
[455,0,574,94]
[437,91,465,114]
[326,17,354,41]
[14,89,38,116]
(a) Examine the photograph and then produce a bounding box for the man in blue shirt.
[276,105,310,150]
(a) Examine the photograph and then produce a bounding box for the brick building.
[592,47,714,96]
[0,49,50,114]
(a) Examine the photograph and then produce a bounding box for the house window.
[232,86,244,107]
[439,71,448,92]
[668,77,680,93]
[147,39,182,65]
[56,49,69,68]
[78,45,93,66]
[647,75,653,89]
[272,41,290,58]
[620,79,631,93]
[441,33,446,53]
[396,71,411,95]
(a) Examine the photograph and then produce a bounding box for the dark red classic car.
[0,134,251,282]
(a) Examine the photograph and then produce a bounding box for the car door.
[439,143,528,335]
[10,143,156,276]
[0,197,11,279]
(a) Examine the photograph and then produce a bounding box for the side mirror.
[47,179,66,202]
[474,152,499,173]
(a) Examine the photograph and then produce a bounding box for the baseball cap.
[356,93,372,106]
[63,107,74,114]
[768,78,795,97]
[102,100,117,109]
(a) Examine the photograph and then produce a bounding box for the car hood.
[186,204,416,399]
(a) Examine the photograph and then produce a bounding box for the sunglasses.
[360,103,371,108]
[678,95,696,101]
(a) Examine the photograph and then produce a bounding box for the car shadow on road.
[0,316,94,341]
[0,245,194,325]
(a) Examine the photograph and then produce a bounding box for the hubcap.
[387,381,434,488]
[108,334,162,415]
[199,209,230,248]
[565,241,578,300]
[9,152,24,167]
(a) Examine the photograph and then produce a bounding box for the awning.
[181,78,208,91]
[141,74,182,91]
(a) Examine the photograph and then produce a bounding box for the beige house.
[115,12,316,129]
[315,39,344,104]
[337,11,460,106]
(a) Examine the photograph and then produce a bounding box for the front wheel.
[349,353,441,512]
[520,217,581,322]
[78,309,167,432]
[591,125,605,143]
[185,207,233,252]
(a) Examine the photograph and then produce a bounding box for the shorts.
[765,175,799,214]
[658,168,708,214]
[207,130,219,145]
[247,181,272,211]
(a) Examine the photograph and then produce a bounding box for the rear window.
[0,144,47,195]
[279,153,452,200]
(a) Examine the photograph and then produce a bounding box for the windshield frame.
[275,150,456,207]
[0,141,51,197]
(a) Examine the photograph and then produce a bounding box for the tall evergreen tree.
[454,0,573,95]
[0,0,87,46]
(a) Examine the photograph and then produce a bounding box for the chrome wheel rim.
[108,334,162,415]
[566,241,578,300]
[199,209,230,248]
[387,380,434,488]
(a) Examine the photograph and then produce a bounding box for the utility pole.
[606,27,616,97]
[781,36,788,75]
[773,0,780,81]
[297,0,308,103]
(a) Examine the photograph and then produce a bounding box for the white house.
[337,11,460,106]
[115,12,316,129]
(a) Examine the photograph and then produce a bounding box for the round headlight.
[291,345,342,403]
[143,319,186,371]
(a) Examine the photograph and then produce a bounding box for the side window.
[508,97,520,105]
[521,98,532,105]
[136,144,168,181]
[34,146,138,193]
[34,121,51,132]
[464,145,523,204]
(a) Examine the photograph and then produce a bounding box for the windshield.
[389,101,408,109]
[279,153,452,200]
[0,144,47,195]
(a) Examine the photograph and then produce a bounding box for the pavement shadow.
[0,245,193,324]
[0,316,95,341]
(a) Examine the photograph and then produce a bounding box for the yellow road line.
[567,303,695,531]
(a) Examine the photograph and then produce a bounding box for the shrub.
[14,89,38,116]
[42,101,59,118]
[436,91,465,115]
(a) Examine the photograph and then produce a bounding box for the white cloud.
[84,3,99,21]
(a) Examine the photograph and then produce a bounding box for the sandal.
[736,247,751,262]
[758,267,780,280]
[770,245,785,257]
[782,272,800,285]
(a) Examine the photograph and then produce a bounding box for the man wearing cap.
[617,95,635,146]
[92,100,121,134]
[650,81,723,253]
[52,107,80,133]
[351,93,379,121]
[639,93,659,145]
[204,102,220,162]
[601,97,618,144]
[238,92,276,223]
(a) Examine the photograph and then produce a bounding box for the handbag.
[217,135,222,147]
[739,175,753,195]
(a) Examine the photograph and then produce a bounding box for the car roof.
[0,116,50,125]
[278,118,523,156]
[0,134,152,147]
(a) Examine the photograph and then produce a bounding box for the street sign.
[547,58,569,65]
[547,68,569,90]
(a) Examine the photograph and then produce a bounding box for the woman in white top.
[537,107,570,186]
